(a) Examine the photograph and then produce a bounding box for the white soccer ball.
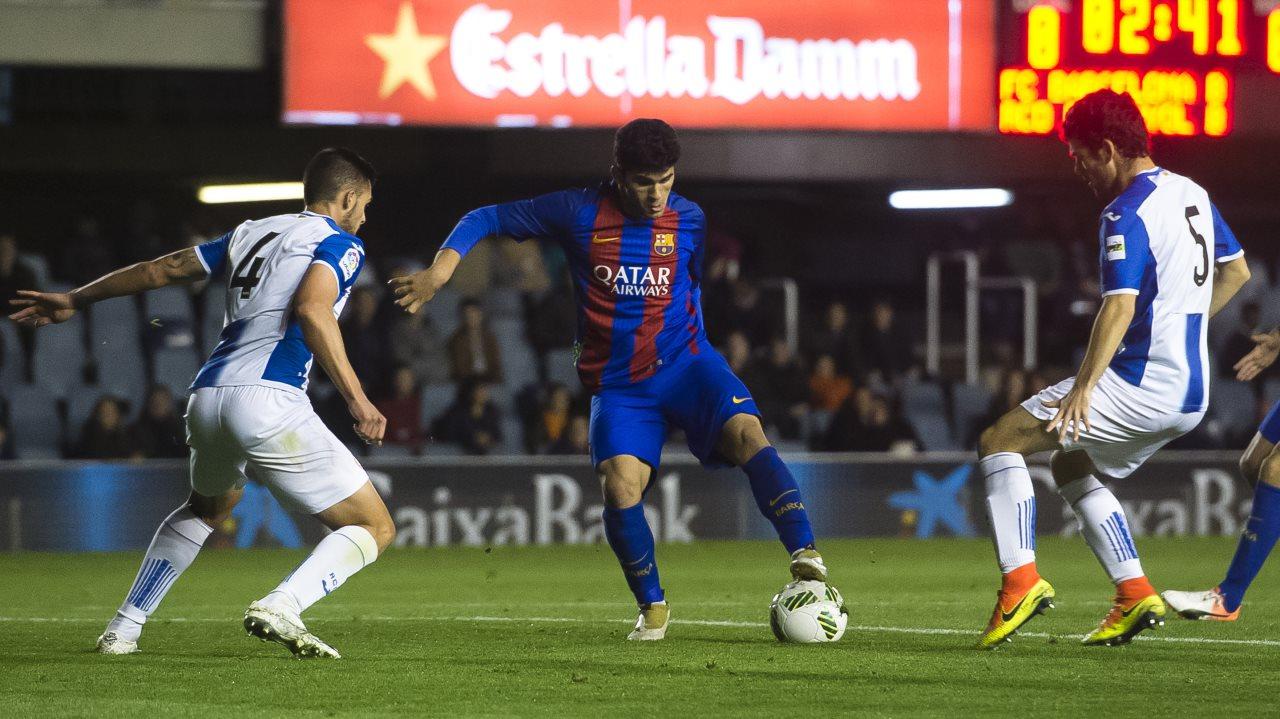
[769,580,848,643]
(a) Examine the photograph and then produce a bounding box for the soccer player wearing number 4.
[10,148,395,659]
[389,119,824,641]
[974,90,1251,648]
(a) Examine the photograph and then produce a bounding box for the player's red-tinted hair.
[1061,90,1150,158]
[614,119,681,172]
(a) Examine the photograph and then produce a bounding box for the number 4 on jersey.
[230,232,279,300]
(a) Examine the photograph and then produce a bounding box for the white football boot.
[1161,587,1240,621]
[789,548,828,582]
[95,631,139,655]
[627,602,670,641]
[243,600,341,659]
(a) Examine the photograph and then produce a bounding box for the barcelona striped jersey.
[442,182,707,392]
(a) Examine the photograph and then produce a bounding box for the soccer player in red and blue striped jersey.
[391,119,825,640]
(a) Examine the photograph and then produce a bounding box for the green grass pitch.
[2,537,1279,717]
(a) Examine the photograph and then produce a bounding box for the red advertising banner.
[283,0,994,131]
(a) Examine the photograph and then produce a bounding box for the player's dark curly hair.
[614,119,681,172]
[1061,90,1150,158]
[303,147,377,204]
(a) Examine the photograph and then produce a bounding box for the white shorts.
[1020,372,1204,479]
[185,385,368,514]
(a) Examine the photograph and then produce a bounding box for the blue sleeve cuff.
[441,206,502,258]
[311,235,365,291]
[195,232,231,276]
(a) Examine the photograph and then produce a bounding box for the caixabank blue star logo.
[888,465,977,539]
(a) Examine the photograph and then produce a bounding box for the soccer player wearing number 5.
[389,119,824,641]
[974,90,1251,649]
[1164,328,1280,621]
[10,148,395,659]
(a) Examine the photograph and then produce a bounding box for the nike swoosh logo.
[769,489,798,507]
[1104,212,1122,221]
[732,396,751,404]
[1000,591,1038,623]
[1120,601,1150,618]
[591,235,620,244]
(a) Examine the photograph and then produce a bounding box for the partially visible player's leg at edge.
[600,413,822,642]
[97,481,395,658]
[975,406,1164,649]
[1163,416,1280,622]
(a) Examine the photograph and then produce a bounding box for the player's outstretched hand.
[1042,386,1091,443]
[1234,331,1280,382]
[388,268,445,315]
[349,395,386,447]
[8,290,77,328]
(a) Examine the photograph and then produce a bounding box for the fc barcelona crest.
[653,233,675,256]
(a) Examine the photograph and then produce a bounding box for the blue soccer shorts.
[589,343,760,472]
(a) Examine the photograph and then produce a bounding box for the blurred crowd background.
[1,198,1276,460]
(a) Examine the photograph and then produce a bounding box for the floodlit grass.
[1,537,1278,716]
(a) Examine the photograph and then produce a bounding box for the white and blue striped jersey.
[1099,167,1243,414]
[190,210,365,394]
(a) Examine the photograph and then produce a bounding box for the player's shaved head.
[302,147,377,205]
[614,119,681,172]
[1061,90,1149,159]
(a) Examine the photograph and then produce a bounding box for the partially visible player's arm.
[1236,328,1280,381]
[1045,293,1136,441]
[1075,294,1137,391]
[8,247,209,328]
[1209,202,1247,319]
[1209,256,1250,319]
[293,265,385,445]
[390,191,577,313]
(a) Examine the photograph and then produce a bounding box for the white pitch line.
[3,614,1278,648]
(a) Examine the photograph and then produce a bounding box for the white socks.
[264,525,379,614]
[980,452,1037,573]
[106,506,214,641]
[1059,475,1144,584]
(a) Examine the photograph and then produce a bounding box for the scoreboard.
[282,1,1280,136]
[998,0,1280,137]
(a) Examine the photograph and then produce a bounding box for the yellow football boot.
[1082,578,1167,647]
[976,566,1056,649]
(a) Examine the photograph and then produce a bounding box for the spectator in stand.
[340,286,390,395]
[1219,301,1264,381]
[548,414,590,455]
[130,385,186,458]
[861,297,914,385]
[72,396,133,459]
[0,419,15,460]
[965,367,1050,448]
[531,383,573,453]
[0,232,38,381]
[526,269,576,382]
[711,279,776,347]
[699,226,743,345]
[808,353,853,413]
[447,297,503,384]
[432,380,503,455]
[386,266,449,385]
[0,400,16,460]
[823,387,919,453]
[58,216,116,286]
[724,330,753,375]
[806,301,859,376]
[747,336,809,440]
[377,365,424,451]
